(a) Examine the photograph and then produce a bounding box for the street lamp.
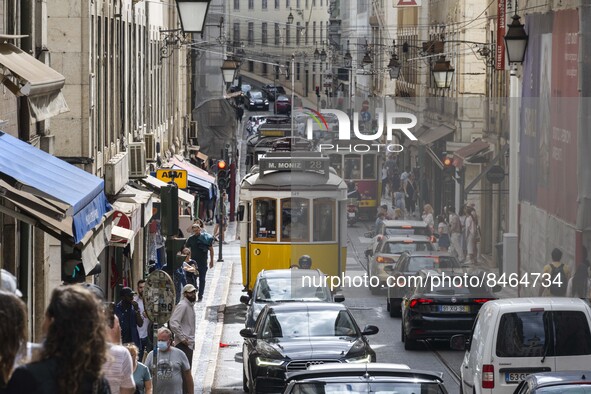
[314,48,320,61]
[175,0,212,34]
[287,12,294,24]
[504,13,529,64]
[220,59,238,85]
[388,53,401,80]
[431,55,455,89]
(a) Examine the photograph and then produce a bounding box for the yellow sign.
[156,169,188,189]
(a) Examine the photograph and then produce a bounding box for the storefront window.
[253,198,277,241]
[280,198,310,242]
[344,154,361,180]
[313,198,336,242]
[362,154,376,179]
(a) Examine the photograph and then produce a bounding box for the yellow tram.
[238,150,348,291]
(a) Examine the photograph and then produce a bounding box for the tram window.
[313,198,336,242]
[329,154,342,177]
[362,154,376,179]
[344,154,361,180]
[280,198,310,242]
[253,198,277,241]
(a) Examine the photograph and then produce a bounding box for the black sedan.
[240,302,378,393]
[244,90,269,111]
[401,269,498,350]
[284,363,448,393]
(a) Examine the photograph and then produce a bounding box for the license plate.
[439,305,469,312]
[348,212,356,217]
[505,372,529,383]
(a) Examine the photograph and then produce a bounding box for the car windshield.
[261,309,357,338]
[254,277,330,302]
[250,91,263,98]
[290,382,445,393]
[385,227,431,236]
[407,256,461,271]
[383,241,433,254]
[537,386,591,393]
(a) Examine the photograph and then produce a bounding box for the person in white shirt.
[134,279,151,362]
[168,284,197,368]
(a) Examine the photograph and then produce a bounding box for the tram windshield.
[281,198,310,242]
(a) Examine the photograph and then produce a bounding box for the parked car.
[240,269,345,329]
[284,363,449,393]
[274,95,292,115]
[244,90,269,111]
[240,302,378,393]
[384,251,464,316]
[450,297,591,394]
[262,84,286,101]
[364,235,434,294]
[513,371,591,393]
[401,269,498,350]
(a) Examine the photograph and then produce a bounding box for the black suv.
[262,84,286,101]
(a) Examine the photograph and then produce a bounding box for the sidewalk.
[191,220,241,393]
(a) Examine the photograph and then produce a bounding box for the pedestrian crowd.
[0,266,200,394]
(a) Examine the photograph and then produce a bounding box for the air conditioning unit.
[144,133,156,162]
[105,151,130,195]
[128,142,146,178]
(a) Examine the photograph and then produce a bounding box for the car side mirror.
[333,294,345,303]
[238,205,245,221]
[361,325,379,336]
[240,295,251,305]
[240,328,256,338]
[450,334,469,351]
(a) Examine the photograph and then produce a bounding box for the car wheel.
[404,334,419,350]
[389,299,401,317]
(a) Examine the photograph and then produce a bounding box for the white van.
[451,298,591,394]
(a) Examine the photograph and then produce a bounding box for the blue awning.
[0,131,111,243]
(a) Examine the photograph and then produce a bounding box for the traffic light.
[217,160,229,190]
[315,86,320,97]
[442,154,455,178]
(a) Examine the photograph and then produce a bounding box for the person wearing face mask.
[145,327,193,394]
[168,285,197,367]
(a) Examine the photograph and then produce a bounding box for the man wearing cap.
[0,268,23,297]
[115,287,143,351]
[169,284,197,367]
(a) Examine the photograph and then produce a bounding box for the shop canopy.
[169,156,216,198]
[0,131,111,244]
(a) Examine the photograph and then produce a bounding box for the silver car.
[365,235,434,294]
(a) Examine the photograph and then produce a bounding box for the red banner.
[496,0,506,70]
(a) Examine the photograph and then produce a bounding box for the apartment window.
[262,22,268,45]
[312,21,316,45]
[285,25,291,45]
[297,0,301,7]
[305,0,309,8]
[262,63,268,74]
[286,0,290,6]
[320,21,323,43]
[275,0,279,8]
[296,22,301,45]
[262,0,267,9]
[248,22,254,46]
[296,62,301,81]
[249,61,254,72]
[249,0,254,9]
[274,23,280,45]
[305,22,309,45]
[313,0,316,6]
[233,22,240,43]
[234,0,239,9]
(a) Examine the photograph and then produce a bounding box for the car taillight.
[473,298,495,304]
[376,256,394,264]
[409,298,433,308]
[482,364,494,389]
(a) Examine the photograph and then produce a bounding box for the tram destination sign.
[259,156,330,178]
